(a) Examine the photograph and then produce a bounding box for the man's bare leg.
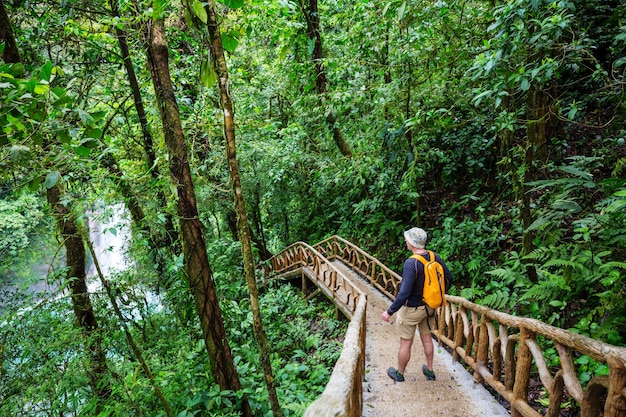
[397,337,414,374]
[420,332,434,371]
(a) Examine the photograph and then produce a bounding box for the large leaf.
[218,0,243,9]
[552,199,581,213]
[192,0,208,23]
[40,61,53,82]
[44,171,61,189]
[200,55,217,88]
[9,145,31,165]
[222,31,239,53]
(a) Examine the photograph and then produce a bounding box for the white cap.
[404,227,427,248]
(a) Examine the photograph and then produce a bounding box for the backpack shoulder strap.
[410,251,435,264]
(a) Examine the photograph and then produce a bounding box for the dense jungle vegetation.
[1,0,625,415]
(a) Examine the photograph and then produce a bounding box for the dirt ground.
[332,261,510,417]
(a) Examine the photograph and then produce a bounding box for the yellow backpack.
[411,251,446,309]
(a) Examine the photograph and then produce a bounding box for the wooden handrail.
[313,235,400,300]
[262,241,366,417]
[264,236,626,417]
[262,241,364,316]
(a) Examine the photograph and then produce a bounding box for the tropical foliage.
[1,0,625,415]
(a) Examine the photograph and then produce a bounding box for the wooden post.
[453,305,465,362]
[476,317,489,384]
[504,335,519,391]
[511,327,534,417]
[605,364,626,417]
[581,375,607,417]
[493,338,502,382]
[546,370,564,417]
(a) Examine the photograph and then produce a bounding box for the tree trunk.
[520,86,547,284]
[204,2,283,416]
[145,17,251,417]
[46,184,112,403]
[527,86,550,162]
[109,0,179,253]
[0,0,21,64]
[299,0,352,157]
[83,231,173,417]
[251,184,273,261]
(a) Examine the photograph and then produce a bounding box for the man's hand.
[381,310,390,322]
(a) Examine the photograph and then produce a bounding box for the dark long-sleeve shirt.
[387,252,453,316]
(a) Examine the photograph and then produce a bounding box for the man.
[381,227,453,382]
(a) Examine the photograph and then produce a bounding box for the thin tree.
[47,182,112,405]
[107,0,179,254]
[82,226,174,417]
[296,0,352,157]
[0,0,21,64]
[142,13,252,417]
[3,8,113,405]
[203,1,283,416]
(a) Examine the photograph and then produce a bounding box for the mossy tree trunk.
[298,0,352,158]
[145,17,252,417]
[204,1,283,416]
[108,0,179,256]
[46,184,112,405]
[0,0,21,64]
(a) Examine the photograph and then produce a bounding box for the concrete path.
[330,260,510,417]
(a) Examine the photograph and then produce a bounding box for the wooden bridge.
[261,235,626,417]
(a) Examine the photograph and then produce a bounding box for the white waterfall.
[86,203,131,282]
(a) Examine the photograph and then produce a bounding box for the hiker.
[381,227,453,382]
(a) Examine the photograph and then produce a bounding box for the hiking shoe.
[422,365,436,381]
[387,367,405,382]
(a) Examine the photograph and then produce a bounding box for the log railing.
[262,241,367,417]
[310,235,626,417]
[262,241,364,317]
[313,235,400,300]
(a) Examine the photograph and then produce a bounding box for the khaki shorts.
[395,305,434,339]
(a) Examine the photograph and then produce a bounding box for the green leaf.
[552,199,581,212]
[307,37,315,56]
[9,145,31,164]
[397,1,406,21]
[80,138,99,149]
[218,0,243,8]
[192,0,207,23]
[75,145,91,157]
[153,0,166,18]
[200,57,217,88]
[526,215,552,231]
[59,129,71,144]
[44,171,61,189]
[559,165,593,180]
[40,61,53,82]
[222,31,239,53]
[75,109,95,126]
[84,128,102,139]
[520,78,530,91]
[27,176,41,191]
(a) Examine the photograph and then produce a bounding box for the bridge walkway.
[330,259,510,417]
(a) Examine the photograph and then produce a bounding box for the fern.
[524,246,553,263]
[480,289,513,311]
[518,270,571,303]
[485,267,518,283]
[599,261,626,271]
[543,258,584,270]
[612,157,626,177]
